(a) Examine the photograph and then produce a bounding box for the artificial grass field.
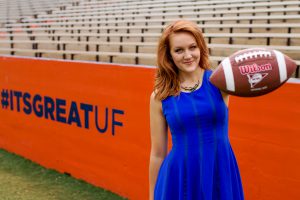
[0,148,127,200]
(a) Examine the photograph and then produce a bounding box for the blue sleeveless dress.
[154,70,244,200]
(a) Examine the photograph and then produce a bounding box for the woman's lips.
[183,60,193,65]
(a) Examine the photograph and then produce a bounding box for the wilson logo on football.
[238,63,272,75]
[238,63,273,88]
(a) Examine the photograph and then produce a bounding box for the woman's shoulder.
[203,69,220,91]
[204,68,229,102]
[205,69,213,76]
[150,90,165,114]
[150,90,172,102]
[150,90,162,105]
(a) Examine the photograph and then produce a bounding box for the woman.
[149,20,244,200]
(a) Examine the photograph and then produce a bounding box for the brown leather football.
[209,48,297,97]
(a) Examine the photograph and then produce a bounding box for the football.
[209,48,297,97]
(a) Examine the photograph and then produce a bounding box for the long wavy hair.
[154,20,211,100]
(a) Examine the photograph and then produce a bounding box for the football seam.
[234,50,272,63]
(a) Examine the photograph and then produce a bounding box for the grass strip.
[0,148,127,200]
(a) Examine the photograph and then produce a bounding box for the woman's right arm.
[149,91,168,200]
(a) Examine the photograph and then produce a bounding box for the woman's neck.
[179,67,203,84]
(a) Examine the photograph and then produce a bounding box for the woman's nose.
[183,51,192,59]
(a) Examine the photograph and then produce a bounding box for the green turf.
[0,148,127,200]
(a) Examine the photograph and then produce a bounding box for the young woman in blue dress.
[149,20,244,200]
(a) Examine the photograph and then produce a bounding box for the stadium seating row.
[0,0,299,77]
[0,0,76,23]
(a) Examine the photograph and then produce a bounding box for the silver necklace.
[181,79,200,92]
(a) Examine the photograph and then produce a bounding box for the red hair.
[154,20,211,100]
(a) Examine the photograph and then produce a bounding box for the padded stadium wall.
[0,56,299,200]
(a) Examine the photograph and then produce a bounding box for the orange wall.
[229,81,300,200]
[0,56,299,199]
[0,56,155,200]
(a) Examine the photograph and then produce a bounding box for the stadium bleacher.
[0,0,76,24]
[0,0,299,77]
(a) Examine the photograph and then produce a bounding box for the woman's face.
[169,32,201,74]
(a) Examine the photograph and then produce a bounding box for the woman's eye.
[175,49,182,53]
[190,46,197,50]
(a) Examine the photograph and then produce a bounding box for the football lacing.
[235,50,272,63]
